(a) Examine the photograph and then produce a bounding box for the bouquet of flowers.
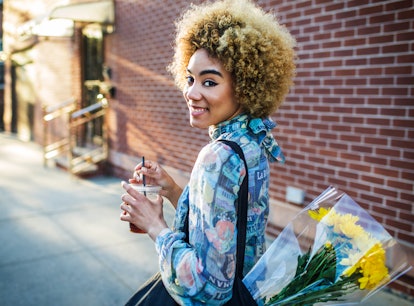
[243,186,412,305]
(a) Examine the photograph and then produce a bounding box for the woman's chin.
[189,121,207,129]
[189,117,209,129]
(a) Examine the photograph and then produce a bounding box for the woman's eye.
[185,77,217,87]
[186,76,194,85]
[204,80,217,87]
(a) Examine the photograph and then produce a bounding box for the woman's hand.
[120,181,168,241]
[130,160,182,208]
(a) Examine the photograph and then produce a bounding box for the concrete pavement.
[0,132,412,306]
[0,132,176,305]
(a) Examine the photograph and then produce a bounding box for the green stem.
[264,246,362,306]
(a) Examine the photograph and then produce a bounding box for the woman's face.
[183,49,241,129]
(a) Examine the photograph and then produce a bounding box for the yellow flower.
[344,263,358,276]
[340,250,364,271]
[323,209,341,227]
[343,243,389,289]
[321,209,389,291]
[340,222,358,237]
[330,213,356,234]
[358,243,389,289]
[308,207,330,221]
[352,232,378,254]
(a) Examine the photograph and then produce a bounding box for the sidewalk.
[0,132,412,306]
[0,133,176,306]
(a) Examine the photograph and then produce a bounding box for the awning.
[49,0,114,24]
[17,16,74,39]
[16,0,114,41]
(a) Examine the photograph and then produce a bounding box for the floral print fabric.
[155,114,284,305]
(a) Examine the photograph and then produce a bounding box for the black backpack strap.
[183,139,249,279]
[218,139,249,279]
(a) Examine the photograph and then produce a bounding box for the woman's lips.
[189,105,208,116]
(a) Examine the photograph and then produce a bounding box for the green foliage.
[265,244,360,306]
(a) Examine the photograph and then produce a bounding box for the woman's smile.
[189,105,209,116]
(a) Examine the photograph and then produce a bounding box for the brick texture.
[259,0,414,295]
[260,0,413,233]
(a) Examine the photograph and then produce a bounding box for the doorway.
[80,24,105,147]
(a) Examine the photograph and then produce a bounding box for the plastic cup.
[128,184,161,234]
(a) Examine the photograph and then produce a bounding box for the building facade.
[2,0,413,296]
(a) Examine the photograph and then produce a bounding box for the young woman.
[120,0,296,304]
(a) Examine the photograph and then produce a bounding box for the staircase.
[42,95,109,176]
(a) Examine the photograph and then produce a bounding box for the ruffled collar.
[209,114,285,163]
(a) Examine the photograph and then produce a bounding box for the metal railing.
[68,95,109,174]
[42,97,76,166]
[43,95,109,175]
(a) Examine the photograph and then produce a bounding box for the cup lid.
[129,184,161,193]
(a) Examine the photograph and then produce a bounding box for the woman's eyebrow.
[187,68,224,78]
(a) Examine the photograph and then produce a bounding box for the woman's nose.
[185,84,202,101]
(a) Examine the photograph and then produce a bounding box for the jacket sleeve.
[155,142,246,304]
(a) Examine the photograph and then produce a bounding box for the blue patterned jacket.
[155,114,284,305]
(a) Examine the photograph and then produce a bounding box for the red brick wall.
[257,0,414,295]
[262,0,413,237]
[107,0,208,172]
[107,0,413,296]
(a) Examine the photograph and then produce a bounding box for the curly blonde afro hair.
[168,0,296,118]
